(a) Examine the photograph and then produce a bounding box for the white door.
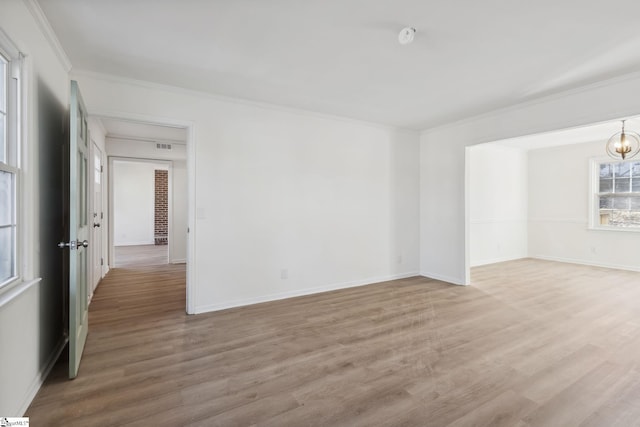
[60,80,90,379]
[91,143,103,295]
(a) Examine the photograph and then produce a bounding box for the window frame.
[589,157,640,232]
[0,29,22,290]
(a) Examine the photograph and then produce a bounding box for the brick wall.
[154,170,168,245]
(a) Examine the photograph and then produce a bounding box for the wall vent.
[156,143,172,150]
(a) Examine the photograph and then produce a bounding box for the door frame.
[89,139,104,299]
[92,111,195,315]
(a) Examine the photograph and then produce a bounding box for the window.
[0,31,21,288]
[592,159,640,229]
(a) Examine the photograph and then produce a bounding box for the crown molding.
[70,69,421,135]
[23,0,72,72]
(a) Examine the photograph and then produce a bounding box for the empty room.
[1,0,640,425]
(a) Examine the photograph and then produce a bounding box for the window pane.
[600,163,613,178]
[630,197,640,210]
[0,225,15,284]
[599,196,613,209]
[615,162,631,177]
[0,169,13,225]
[599,178,613,193]
[632,162,640,177]
[615,178,631,193]
[613,197,630,210]
[632,178,640,192]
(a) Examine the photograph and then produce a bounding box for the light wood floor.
[26,258,640,426]
[114,244,168,267]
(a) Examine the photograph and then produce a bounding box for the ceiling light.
[606,120,640,160]
[398,27,416,45]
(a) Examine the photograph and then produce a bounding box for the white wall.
[112,160,162,246]
[421,72,640,285]
[74,72,421,313]
[468,144,528,266]
[0,0,70,416]
[528,140,640,271]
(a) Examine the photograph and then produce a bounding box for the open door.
[58,80,90,379]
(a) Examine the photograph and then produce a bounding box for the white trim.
[588,225,640,233]
[17,335,67,416]
[419,271,467,286]
[186,125,196,315]
[531,255,640,273]
[22,0,72,72]
[194,272,420,314]
[170,258,186,264]
[470,256,527,267]
[113,240,156,247]
[464,146,471,286]
[0,277,40,307]
[528,218,587,224]
[70,69,421,134]
[469,218,528,224]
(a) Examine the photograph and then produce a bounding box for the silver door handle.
[58,241,77,250]
[57,240,89,249]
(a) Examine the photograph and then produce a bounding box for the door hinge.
[101,258,104,266]
[100,165,103,173]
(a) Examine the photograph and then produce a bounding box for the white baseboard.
[170,258,186,264]
[419,270,466,286]
[530,255,640,272]
[18,336,67,416]
[114,241,155,246]
[470,255,528,267]
[194,271,420,314]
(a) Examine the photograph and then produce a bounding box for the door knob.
[58,240,88,249]
[58,241,77,250]
[93,222,101,228]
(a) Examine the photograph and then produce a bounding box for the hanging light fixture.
[606,120,640,160]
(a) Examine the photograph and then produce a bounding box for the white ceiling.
[38,0,640,130]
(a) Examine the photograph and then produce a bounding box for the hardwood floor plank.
[25,257,640,426]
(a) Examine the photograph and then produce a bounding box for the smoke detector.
[398,27,416,45]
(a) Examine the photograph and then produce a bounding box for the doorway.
[84,116,191,310]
